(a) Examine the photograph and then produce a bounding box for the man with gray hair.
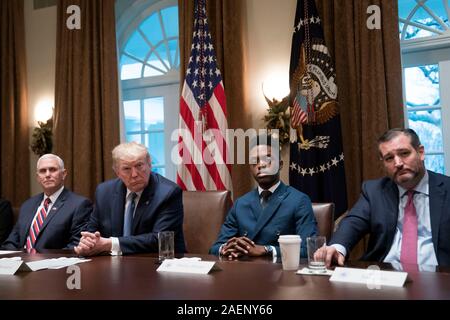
[75,141,186,256]
[1,154,92,251]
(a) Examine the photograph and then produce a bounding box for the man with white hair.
[1,154,92,251]
[74,142,186,256]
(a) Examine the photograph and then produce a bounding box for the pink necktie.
[400,190,418,265]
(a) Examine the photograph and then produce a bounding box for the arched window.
[116,0,179,181]
[399,0,450,174]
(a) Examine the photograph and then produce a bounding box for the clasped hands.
[220,236,266,260]
[74,231,112,256]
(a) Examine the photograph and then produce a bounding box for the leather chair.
[312,202,335,242]
[182,190,232,254]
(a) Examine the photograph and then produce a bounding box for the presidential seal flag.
[177,0,232,191]
[289,0,347,217]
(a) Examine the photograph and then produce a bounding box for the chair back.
[182,190,232,254]
[312,202,335,242]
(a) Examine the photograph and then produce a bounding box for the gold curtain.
[54,0,120,200]
[179,0,252,199]
[0,0,30,206]
[316,0,404,259]
[316,0,404,207]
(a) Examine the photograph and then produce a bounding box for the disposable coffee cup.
[278,235,301,271]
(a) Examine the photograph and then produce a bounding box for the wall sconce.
[30,100,54,157]
[262,80,291,147]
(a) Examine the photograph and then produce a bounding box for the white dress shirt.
[110,189,142,255]
[24,186,65,248]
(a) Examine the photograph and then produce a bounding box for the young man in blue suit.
[1,154,92,251]
[322,128,450,267]
[210,134,317,259]
[74,142,186,256]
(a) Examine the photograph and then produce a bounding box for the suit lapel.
[38,189,68,234]
[382,180,400,258]
[429,171,446,257]
[250,183,288,239]
[112,180,127,236]
[249,189,261,220]
[21,195,44,241]
[131,173,156,234]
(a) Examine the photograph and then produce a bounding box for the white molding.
[401,33,450,53]
[440,60,450,175]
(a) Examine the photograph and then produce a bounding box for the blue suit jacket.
[0,198,13,244]
[331,170,450,266]
[85,173,186,255]
[210,182,317,257]
[1,189,92,251]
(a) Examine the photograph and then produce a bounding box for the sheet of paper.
[21,257,91,272]
[0,257,23,275]
[329,267,408,287]
[297,267,333,276]
[0,250,22,256]
[157,258,217,274]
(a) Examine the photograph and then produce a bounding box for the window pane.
[123,100,141,132]
[405,65,439,107]
[408,109,443,152]
[120,55,142,80]
[147,50,168,73]
[140,13,163,45]
[146,132,165,167]
[154,44,169,70]
[161,6,178,38]
[152,167,166,176]
[168,39,179,68]
[398,0,450,40]
[143,65,164,77]
[398,0,417,18]
[126,134,142,144]
[424,154,445,174]
[124,31,150,61]
[143,97,164,131]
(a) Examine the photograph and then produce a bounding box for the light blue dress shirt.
[333,171,438,266]
[383,171,438,266]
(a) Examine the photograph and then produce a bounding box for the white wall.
[244,0,296,183]
[24,0,57,196]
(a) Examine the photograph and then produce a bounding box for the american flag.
[177,0,232,191]
[291,94,308,128]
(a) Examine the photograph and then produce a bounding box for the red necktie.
[26,197,52,251]
[400,190,418,265]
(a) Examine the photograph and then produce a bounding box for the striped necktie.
[26,197,52,250]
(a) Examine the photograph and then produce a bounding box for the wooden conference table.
[1,251,450,300]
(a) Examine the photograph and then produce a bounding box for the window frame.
[116,0,180,181]
[401,43,450,175]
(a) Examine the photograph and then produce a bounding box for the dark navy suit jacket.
[209,182,317,257]
[331,170,450,266]
[1,188,92,251]
[0,198,13,244]
[85,173,186,255]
